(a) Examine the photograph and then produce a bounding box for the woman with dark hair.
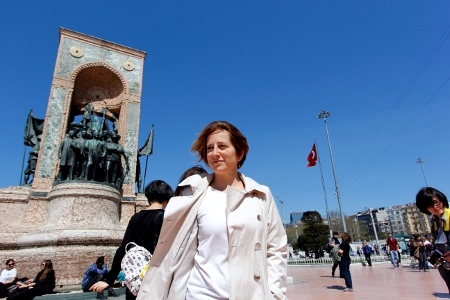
[412,234,427,272]
[91,180,174,300]
[416,187,450,293]
[173,166,208,197]
[338,232,353,292]
[137,121,288,300]
[8,260,55,300]
[0,259,17,298]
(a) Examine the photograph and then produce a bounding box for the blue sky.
[1,1,449,223]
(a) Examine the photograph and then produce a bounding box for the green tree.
[285,223,304,250]
[301,211,323,226]
[297,211,330,258]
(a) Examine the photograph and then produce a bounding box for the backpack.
[121,242,152,296]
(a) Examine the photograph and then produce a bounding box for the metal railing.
[287,254,404,265]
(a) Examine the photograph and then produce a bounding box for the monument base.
[0,182,133,284]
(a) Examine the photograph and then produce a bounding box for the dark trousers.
[0,283,8,298]
[331,262,339,276]
[418,252,427,270]
[339,260,353,289]
[439,264,450,293]
[7,287,49,300]
[82,275,104,292]
[364,255,372,266]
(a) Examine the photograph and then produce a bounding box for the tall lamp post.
[354,217,361,242]
[416,158,429,187]
[366,207,380,255]
[318,110,347,232]
[278,197,285,228]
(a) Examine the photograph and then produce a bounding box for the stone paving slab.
[287,261,450,299]
[3,261,448,300]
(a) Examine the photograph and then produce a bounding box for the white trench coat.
[137,173,288,300]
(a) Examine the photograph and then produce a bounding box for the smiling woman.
[416,187,450,295]
[137,120,289,300]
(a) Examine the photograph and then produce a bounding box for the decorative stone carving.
[123,61,135,71]
[69,46,83,58]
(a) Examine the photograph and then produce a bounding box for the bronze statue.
[105,134,129,186]
[72,129,86,179]
[83,130,96,180]
[23,140,40,185]
[92,132,107,182]
[58,130,77,181]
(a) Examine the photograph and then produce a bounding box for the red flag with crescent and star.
[307,143,317,167]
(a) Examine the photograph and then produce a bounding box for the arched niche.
[69,62,128,124]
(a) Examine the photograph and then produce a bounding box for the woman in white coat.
[137,120,288,300]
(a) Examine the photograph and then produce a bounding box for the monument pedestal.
[14,182,126,284]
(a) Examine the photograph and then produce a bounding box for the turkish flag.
[307,143,317,167]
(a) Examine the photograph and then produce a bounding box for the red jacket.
[386,237,399,251]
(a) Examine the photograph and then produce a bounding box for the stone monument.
[0,28,150,285]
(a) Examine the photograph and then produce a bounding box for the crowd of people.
[8,119,450,298]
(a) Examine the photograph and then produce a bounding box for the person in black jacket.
[91,180,173,300]
[7,260,55,300]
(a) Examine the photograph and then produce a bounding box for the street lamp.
[366,207,380,256]
[294,224,298,240]
[416,158,429,187]
[278,197,285,228]
[318,110,347,232]
[354,217,360,242]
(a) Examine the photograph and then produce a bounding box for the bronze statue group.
[57,122,129,187]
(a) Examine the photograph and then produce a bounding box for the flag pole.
[142,155,149,191]
[19,145,27,185]
[315,138,332,238]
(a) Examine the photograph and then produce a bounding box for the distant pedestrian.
[331,231,341,245]
[412,234,427,272]
[338,232,353,292]
[362,241,372,266]
[329,242,341,277]
[386,233,400,269]
[328,231,342,278]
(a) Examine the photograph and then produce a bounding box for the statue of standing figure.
[57,129,77,181]
[105,134,129,186]
[82,103,92,130]
[23,136,41,185]
[83,129,96,180]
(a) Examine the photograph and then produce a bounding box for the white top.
[0,268,17,283]
[186,186,229,300]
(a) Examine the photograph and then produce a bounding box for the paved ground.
[4,260,448,299]
[286,261,450,300]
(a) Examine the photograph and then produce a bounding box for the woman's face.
[206,130,241,176]
[40,262,46,270]
[427,197,445,216]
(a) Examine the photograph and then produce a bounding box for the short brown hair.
[191,121,249,169]
[340,232,352,243]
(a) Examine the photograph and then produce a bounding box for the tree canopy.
[297,210,330,258]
